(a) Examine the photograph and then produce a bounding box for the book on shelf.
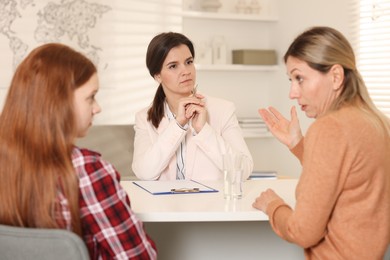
[238,117,265,123]
[241,127,269,133]
[248,170,277,179]
[240,124,268,129]
[238,117,270,136]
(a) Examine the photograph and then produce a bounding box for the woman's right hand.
[258,106,303,149]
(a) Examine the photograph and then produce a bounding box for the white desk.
[122,179,304,260]
[121,179,298,222]
[122,179,390,260]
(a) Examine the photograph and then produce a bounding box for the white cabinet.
[182,1,278,138]
[182,9,279,69]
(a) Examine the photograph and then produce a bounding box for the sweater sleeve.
[267,118,349,248]
[290,137,304,165]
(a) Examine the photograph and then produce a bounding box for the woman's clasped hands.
[176,93,207,133]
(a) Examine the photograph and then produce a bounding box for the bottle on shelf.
[197,41,213,64]
[212,35,227,64]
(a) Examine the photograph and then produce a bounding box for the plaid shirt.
[71,147,157,260]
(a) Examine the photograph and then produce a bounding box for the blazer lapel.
[155,116,177,180]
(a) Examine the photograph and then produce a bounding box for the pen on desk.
[171,188,200,193]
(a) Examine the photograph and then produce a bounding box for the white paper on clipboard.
[132,180,218,195]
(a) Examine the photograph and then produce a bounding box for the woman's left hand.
[252,189,281,213]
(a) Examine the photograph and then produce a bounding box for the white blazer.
[132,96,253,181]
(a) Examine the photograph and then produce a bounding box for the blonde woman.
[253,26,390,259]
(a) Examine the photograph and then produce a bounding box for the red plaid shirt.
[71,147,157,259]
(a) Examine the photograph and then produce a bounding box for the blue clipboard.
[132,180,218,195]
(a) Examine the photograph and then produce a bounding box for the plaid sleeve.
[72,147,157,260]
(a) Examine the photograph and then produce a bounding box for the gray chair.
[0,224,89,260]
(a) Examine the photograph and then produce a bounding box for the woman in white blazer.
[132,32,253,181]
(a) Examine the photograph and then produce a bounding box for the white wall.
[77,0,353,179]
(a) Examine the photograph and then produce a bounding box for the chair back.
[0,224,89,260]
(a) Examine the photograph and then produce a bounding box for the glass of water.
[223,153,244,199]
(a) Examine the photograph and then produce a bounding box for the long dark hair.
[146,32,195,128]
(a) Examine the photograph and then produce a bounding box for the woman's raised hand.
[258,106,303,149]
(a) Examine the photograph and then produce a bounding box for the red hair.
[0,43,96,236]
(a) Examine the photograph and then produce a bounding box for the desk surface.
[121,179,298,222]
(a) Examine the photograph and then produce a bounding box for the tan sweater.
[267,106,390,259]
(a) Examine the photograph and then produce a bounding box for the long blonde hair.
[284,26,390,135]
[0,43,97,236]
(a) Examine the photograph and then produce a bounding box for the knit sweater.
[266,106,390,259]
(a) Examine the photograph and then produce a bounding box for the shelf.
[182,11,278,22]
[195,64,279,72]
[243,132,273,139]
